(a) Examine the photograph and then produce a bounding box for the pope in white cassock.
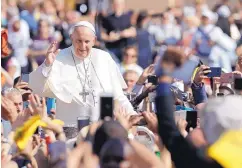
[29,21,135,126]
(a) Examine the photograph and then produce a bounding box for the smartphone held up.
[100,93,114,120]
[203,67,221,78]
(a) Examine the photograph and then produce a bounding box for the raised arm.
[28,42,60,98]
[191,65,209,105]
[155,47,222,168]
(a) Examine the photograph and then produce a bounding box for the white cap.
[200,96,242,145]
[202,10,218,21]
[69,21,96,36]
[217,5,231,18]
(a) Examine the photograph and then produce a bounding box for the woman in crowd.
[120,46,143,76]
[29,19,55,66]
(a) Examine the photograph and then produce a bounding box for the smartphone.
[47,98,56,115]
[77,117,90,131]
[186,111,197,131]
[220,73,234,83]
[100,93,113,120]
[148,75,158,85]
[204,67,221,78]
[217,93,224,97]
[21,74,29,83]
[23,101,29,108]
[175,110,197,131]
[234,78,242,90]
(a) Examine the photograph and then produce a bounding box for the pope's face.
[71,26,96,59]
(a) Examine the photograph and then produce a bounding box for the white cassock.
[29,46,136,126]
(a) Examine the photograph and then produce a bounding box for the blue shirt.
[20,10,38,31]
[1,119,12,138]
[191,83,208,105]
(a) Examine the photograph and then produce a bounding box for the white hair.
[2,88,21,97]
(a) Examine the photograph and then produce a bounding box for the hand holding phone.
[174,110,197,131]
[186,111,197,131]
[204,67,221,78]
[77,116,90,131]
[148,75,158,85]
[47,98,56,115]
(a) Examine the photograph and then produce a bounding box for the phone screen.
[47,98,56,115]
[148,75,158,85]
[77,117,90,131]
[100,94,113,120]
[135,118,147,126]
[21,74,29,83]
[204,67,221,78]
[186,111,197,131]
[234,78,242,90]
[220,73,234,83]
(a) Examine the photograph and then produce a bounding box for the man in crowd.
[120,46,143,76]
[1,88,23,137]
[193,9,237,71]
[29,21,135,137]
[101,0,136,61]
[123,70,139,93]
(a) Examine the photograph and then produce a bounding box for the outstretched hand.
[137,64,155,85]
[114,107,143,130]
[45,41,60,67]
[29,94,47,119]
[175,117,188,137]
[142,111,158,133]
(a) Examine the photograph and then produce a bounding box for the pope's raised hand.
[45,41,60,67]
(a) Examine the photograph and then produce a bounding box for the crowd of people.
[1,0,242,168]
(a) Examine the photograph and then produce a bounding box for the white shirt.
[120,63,143,76]
[8,57,21,79]
[29,46,135,126]
[8,18,31,67]
[198,24,236,52]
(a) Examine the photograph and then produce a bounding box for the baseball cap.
[202,10,218,21]
[217,5,231,18]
